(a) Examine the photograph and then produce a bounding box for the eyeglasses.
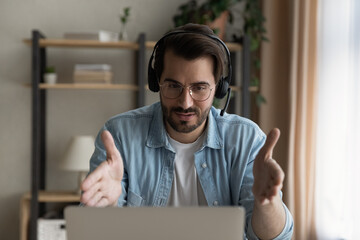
[159,81,214,101]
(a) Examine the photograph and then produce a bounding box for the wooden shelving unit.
[24,30,252,240]
[20,191,80,240]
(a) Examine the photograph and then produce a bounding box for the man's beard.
[161,101,210,134]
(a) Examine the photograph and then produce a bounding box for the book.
[73,71,113,83]
[73,63,113,83]
[64,31,119,42]
[74,64,112,72]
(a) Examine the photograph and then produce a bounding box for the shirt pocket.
[127,190,145,206]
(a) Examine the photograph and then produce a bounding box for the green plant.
[173,0,239,28]
[233,0,267,106]
[119,7,131,24]
[245,0,267,106]
[212,91,234,109]
[173,0,268,107]
[45,66,55,73]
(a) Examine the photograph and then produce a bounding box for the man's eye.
[168,83,181,89]
[192,85,207,91]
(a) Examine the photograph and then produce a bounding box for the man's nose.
[178,88,193,109]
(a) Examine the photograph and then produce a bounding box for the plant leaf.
[256,93,267,107]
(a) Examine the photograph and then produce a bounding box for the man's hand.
[251,128,287,239]
[252,128,284,205]
[80,130,124,207]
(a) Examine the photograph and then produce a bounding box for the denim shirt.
[89,102,294,240]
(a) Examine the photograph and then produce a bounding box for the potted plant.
[232,0,268,106]
[173,0,240,40]
[119,7,131,41]
[43,66,57,84]
[173,0,268,107]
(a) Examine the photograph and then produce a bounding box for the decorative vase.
[119,23,128,41]
[207,11,229,41]
[44,73,57,84]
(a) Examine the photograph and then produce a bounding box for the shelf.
[23,39,140,50]
[23,191,80,202]
[38,83,139,90]
[24,83,139,90]
[20,191,80,240]
[230,85,258,93]
[23,38,242,51]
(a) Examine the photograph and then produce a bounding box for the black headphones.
[148,30,232,116]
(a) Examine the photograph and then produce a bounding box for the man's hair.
[153,23,226,84]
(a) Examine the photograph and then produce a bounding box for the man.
[81,23,293,239]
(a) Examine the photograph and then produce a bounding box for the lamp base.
[77,171,88,195]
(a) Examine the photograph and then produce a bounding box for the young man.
[80,24,293,239]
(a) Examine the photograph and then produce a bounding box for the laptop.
[64,206,245,240]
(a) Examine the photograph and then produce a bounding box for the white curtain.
[316,0,360,239]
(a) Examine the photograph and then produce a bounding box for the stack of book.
[73,64,113,84]
[64,31,119,42]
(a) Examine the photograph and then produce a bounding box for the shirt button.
[213,201,219,206]
[201,163,207,168]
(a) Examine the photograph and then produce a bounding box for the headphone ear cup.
[148,65,160,92]
[215,77,229,99]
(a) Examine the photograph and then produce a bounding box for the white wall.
[0,0,189,238]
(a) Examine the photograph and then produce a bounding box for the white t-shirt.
[167,133,207,206]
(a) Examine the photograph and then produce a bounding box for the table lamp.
[60,135,95,194]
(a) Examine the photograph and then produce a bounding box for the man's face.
[159,50,216,142]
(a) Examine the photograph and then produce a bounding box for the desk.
[20,191,80,240]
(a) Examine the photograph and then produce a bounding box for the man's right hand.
[80,130,124,207]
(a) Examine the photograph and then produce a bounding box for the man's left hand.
[252,128,285,205]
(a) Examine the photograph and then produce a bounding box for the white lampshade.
[60,135,95,172]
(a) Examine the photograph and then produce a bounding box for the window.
[316,0,360,239]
